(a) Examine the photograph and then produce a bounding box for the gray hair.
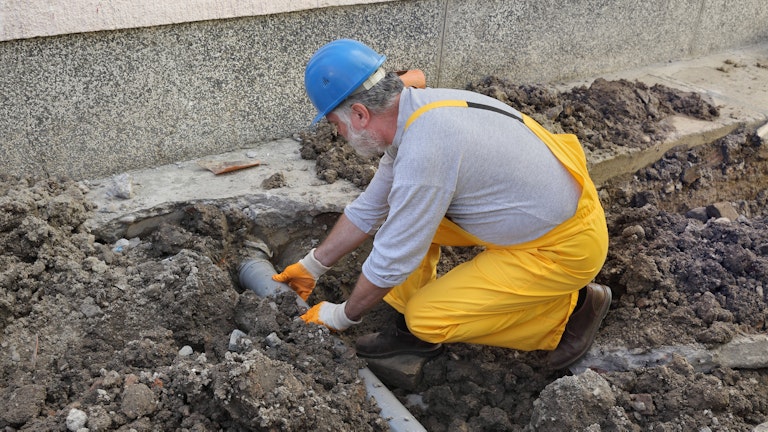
[332,71,404,121]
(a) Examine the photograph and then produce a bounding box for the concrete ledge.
[83,137,362,242]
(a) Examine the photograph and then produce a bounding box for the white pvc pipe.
[359,368,427,432]
[237,255,427,432]
[238,257,308,308]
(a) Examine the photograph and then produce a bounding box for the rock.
[66,408,88,431]
[685,206,709,222]
[265,332,282,347]
[712,217,732,225]
[80,296,103,318]
[573,334,768,373]
[178,345,194,357]
[680,166,701,185]
[121,383,156,419]
[629,393,654,415]
[621,224,645,240]
[86,405,113,431]
[0,384,46,425]
[703,334,768,371]
[112,238,130,253]
[100,370,122,387]
[756,121,768,141]
[261,172,287,189]
[228,329,251,352]
[107,173,133,199]
[706,202,739,221]
[527,369,617,431]
[364,354,431,392]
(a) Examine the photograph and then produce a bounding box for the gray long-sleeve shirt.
[344,87,581,288]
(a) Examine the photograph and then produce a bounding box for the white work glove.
[272,248,331,301]
[301,301,361,332]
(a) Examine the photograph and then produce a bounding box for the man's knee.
[403,304,448,343]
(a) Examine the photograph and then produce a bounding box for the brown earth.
[2,73,768,431]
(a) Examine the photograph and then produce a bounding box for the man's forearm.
[313,213,370,267]
[314,213,390,322]
[344,272,392,321]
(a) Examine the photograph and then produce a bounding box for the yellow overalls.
[384,101,609,351]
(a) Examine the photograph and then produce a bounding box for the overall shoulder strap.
[404,100,522,132]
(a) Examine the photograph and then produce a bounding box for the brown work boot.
[355,314,444,359]
[547,283,612,370]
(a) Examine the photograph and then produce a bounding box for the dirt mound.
[2,76,768,431]
[0,182,385,431]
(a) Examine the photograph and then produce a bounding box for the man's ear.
[350,103,371,128]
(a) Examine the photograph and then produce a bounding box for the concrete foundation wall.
[0,0,398,41]
[2,0,767,180]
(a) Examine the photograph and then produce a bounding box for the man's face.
[327,112,387,158]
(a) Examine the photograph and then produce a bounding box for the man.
[273,39,610,369]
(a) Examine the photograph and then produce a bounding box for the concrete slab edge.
[571,334,768,374]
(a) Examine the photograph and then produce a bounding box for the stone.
[121,383,156,419]
[706,202,739,221]
[528,369,616,431]
[66,408,88,431]
[363,354,431,391]
[685,206,708,222]
[0,384,47,425]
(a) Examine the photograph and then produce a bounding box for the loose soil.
[2,70,768,431]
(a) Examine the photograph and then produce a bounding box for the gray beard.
[346,126,387,158]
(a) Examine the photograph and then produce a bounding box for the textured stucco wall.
[0,1,442,179]
[439,0,768,88]
[0,0,396,41]
[1,0,767,180]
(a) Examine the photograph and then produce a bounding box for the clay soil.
[3,74,768,431]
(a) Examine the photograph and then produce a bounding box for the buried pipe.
[238,251,309,309]
[237,252,427,432]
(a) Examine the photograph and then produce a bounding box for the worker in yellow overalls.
[272,39,610,369]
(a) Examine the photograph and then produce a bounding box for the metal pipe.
[237,253,427,432]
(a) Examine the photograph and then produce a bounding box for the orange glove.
[272,249,330,301]
[301,301,360,331]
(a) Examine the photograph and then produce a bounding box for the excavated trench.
[3,76,768,431]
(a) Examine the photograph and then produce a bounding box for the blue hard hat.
[305,39,386,124]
